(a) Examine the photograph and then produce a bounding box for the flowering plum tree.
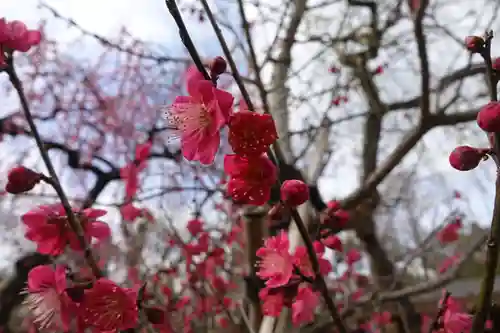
[0,1,500,333]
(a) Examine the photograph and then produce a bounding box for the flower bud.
[449,146,486,171]
[465,36,484,53]
[5,166,42,194]
[374,65,384,75]
[209,56,227,77]
[322,235,343,252]
[186,219,204,236]
[327,200,341,210]
[493,57,500,71]
[329,66,339,73]
[477,101,500,132]
[280,179,309,206]
[323,201,350,227]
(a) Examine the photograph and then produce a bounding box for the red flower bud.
[329,66,339,73]
[449,146,487,171]
[374,65,384,75]
[333,210,350,224]
[322,235,343,252]
[280,179,309,207]
[327,200,341,210]
[477,101,500,132]
[5,166,42,194]
[465,36,484,53]
[493,57,500,71]
[210,56,227,77]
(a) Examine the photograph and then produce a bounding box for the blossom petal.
[83,208,107,219]
[186,66,205,98]
[196,131,220,165]
[87,221,111,240]
[28,265,55,291]
[214,89,234,122]
[181,130,204,161]
[21,211,47,228]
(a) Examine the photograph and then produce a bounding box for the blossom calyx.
[449,146,488,171]
[280,180,310,207]
[6,166,42,194]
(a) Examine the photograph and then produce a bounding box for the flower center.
[173,103,211,133]
[48,212,88,231]
[24,289,63,330]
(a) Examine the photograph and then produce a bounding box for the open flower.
[80,278,139,331]
[292,284,319,326]
[293,241,332,278]
[256,231,294,288]
[22,204,111,256]
[224,154,277,205]
[24,265,74,331]
[164,66,234,165]
[259,287,285,317]
[0,18,41,52]
[228,110,277,157]
[442,296,472,333]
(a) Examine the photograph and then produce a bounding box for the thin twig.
[471,30,500,333]
[5,58,102,279]
[164,0,210,80]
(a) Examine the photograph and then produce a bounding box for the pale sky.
[1,0,176,42]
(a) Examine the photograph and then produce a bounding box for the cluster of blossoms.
[256,231,330,325]
[149,218,245,331]
[1,18,159,332]
[7,174,244,333]
[3,12,497,333]
[25,265,139,332]
[165,60,285,205]
[164,58,316,208]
